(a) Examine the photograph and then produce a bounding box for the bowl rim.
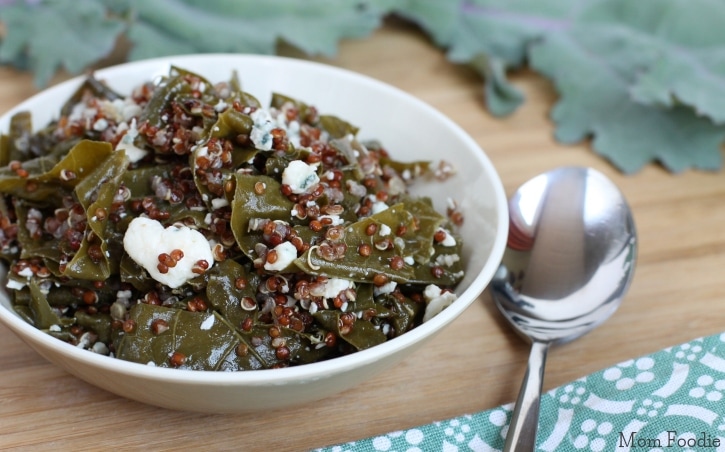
[0,53,508,385]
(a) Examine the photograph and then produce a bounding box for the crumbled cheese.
[195,145,209,157]
[214,99,228,112]
[211,198,229,210]
[286,120,302,147]
[249,107,305,150]
[372,202,389,214]
[123,217,214,288]
[379,224,391,236]
[437,228,457,247]
[322,278,354,298]
[123,103,142,122]
[38,280,52,295]
[152,128,169,147]
[92,342,109,355]
[76,332,93,349]
[422,284,457,322]
[68,102,97,123]
[7,279,25,291]
[373,281,397,296]
[18,267,33,278]
[264,241,298,272]
[92,118,108,132]
[282,160,320,194]
[115,119,148,162]
[403,256,415,265]
[367,196,389,214]
[435,253,460,267]
[104,98,142,122]
[319,214,343,226]
[249,109,275,150]
[49,324,61,332]
[200,314,215,330]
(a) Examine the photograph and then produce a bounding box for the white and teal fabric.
[316,332,725,451]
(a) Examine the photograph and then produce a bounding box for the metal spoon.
[491,166,637,451]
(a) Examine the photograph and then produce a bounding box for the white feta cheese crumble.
[18,267,33,278]
[7,266,30,290]
[264,241,298,272]
[322,278,354,298]
[76,332,93,349]
[367,196,388,214]
[104,98,142,122]
[422,284,457,322]
[115,119,148,163]
[7,278,25,291]
[435,253,461,267]
[211,197,229,210]
[92,342,109,355]
[123,217,214,289]
[68,102,97,123]
[214,99,228,112]
[282,160,320,194]
[49,324,62,332]
[379,224,391,236]
[436,228,457,247]
[200,314,215,330]
[319,214,344,226]
[372,202,389,214]
[373,281,397,296]
[92,118,108,132]
[195,145,209,158]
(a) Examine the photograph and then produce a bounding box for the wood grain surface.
[1,21,724,451]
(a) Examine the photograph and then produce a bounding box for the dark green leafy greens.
[0,67,464,370]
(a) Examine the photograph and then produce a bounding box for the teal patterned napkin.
[315,332,725,451]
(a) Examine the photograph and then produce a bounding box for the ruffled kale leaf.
[395,0,579,117]
[398,0,725,172]
[0,0,125,86]
[118,0,387,60]
[527,0,725,172]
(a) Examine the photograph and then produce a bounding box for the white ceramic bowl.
[0,54,507,413]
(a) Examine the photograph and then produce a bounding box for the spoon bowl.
[491,166,636,450]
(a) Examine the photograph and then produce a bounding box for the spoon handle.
[503,340,550,452]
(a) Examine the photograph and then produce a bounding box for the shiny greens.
[0,67,465,370]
